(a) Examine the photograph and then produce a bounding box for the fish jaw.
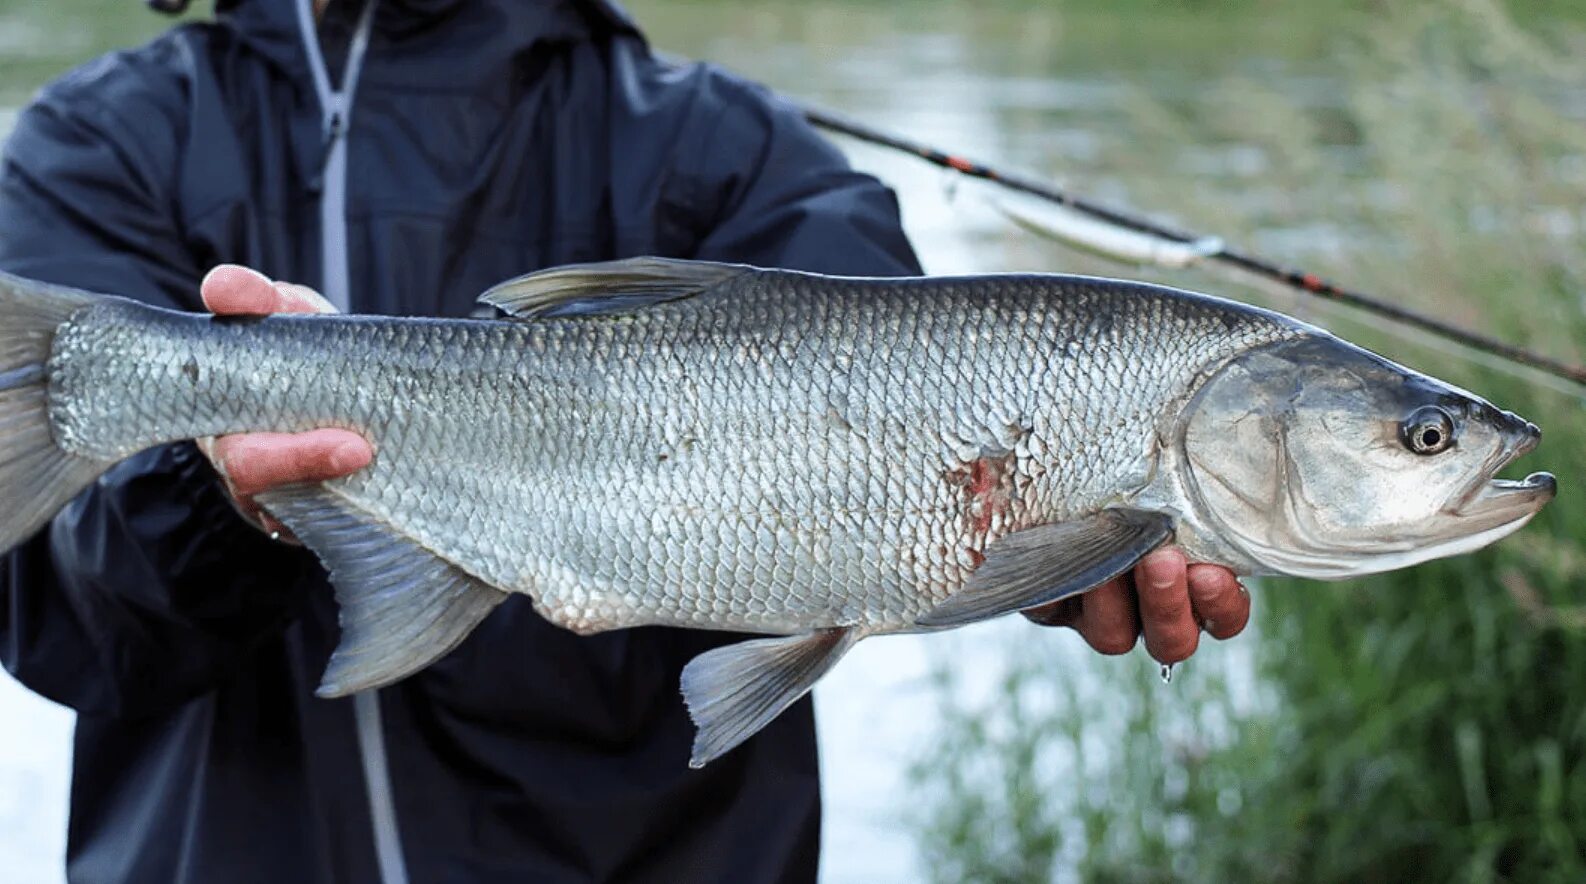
[1458,471,1557,522]
[1447,413,1554,522]
[1247,412,1557,580]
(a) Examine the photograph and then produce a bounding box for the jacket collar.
[218,0,643,87]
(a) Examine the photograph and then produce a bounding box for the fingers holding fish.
[201,264,335,316]
[1074,577,1142,655]
[1135,547,1201,665]
[1022,554,1245,659]
[200,264,284,315]
[199,429,373,543]
[1019,581,1139,653]
[210,430,373,496]
[1187,564,1249,640]
[195,264,357,539]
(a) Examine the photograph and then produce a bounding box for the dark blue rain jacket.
[0,1,920,881]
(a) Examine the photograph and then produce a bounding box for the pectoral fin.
[681,628,859,768]
[917,509,1173,628]
[257,484,507,697]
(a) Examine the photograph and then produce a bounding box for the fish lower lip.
[1460,471,1557,516]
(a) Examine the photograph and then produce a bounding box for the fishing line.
[798,102,1586,392]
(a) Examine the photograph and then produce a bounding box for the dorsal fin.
[477,257,751,319]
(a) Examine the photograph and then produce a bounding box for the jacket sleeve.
[0,71,316,717]
[669,67,923,277]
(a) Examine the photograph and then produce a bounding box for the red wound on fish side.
[945,452,1017,546]
[966,459,999,496]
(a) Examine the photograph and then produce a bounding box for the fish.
[0,258,1556,766]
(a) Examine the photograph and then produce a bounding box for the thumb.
[201,265,337,316]
[272,281,337,314]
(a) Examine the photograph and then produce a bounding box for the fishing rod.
[799,102,1586,390]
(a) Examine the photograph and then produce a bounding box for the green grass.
[908,1,1586,880]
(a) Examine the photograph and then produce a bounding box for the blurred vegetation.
[909,1,1586,881]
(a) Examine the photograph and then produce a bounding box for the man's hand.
[1023,548,1250,664]
[195,265,373,541]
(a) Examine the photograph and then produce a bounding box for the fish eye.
[1401,405,1456,455]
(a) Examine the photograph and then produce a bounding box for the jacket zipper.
[291,3,408,884]
[296,0,377,311]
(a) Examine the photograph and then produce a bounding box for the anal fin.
[681,628,859,768]
[257,484,507,697]
[917,508,1173,628]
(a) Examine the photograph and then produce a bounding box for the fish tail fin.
[0,271,113,552]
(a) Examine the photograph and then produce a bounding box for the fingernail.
[1202,618,1217,634]
[329,441,368,473]
[203,264,270,287]
[212,449,235,481]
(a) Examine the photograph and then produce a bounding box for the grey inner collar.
[291,3,408,884]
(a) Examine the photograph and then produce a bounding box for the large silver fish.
[0,259,1556,766]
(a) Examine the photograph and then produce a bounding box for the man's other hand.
[1022,548,1250,664]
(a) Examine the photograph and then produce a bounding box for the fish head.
[1176,334,1556,579]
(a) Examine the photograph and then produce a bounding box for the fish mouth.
[1454,419,1556,523]
[1457,471,1556,520]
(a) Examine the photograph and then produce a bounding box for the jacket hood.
[217,0,643,88]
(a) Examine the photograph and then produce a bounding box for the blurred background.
[2,0,1584,881]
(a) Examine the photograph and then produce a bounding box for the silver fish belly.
[0,258,1554,767]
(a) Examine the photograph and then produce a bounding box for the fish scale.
[51,271,1291,637]
[4,258,1550,766]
